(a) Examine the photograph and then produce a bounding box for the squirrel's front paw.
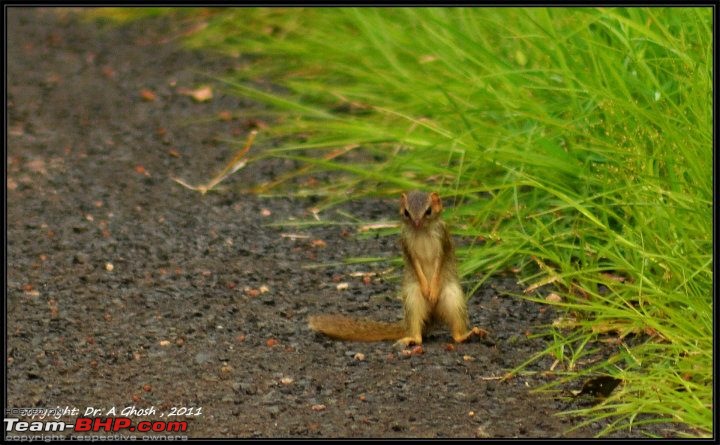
[428,285,441,303]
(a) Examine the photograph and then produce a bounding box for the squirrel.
[308,190,486,348]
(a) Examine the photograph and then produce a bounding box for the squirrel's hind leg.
[435,281,487,343]
[395,280,430,348]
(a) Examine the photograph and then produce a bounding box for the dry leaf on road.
[179,85,213,102]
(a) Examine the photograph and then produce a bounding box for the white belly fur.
[410,231,440,280]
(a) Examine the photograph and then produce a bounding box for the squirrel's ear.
[429,192,443,212]
[400,193,408,211]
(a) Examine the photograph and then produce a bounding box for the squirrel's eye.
[425,208,432,216]
[404,209,410,218]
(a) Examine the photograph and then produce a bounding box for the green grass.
[92,7,712,436]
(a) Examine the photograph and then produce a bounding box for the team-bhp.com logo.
[5,417,188,433]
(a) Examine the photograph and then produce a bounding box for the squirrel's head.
[400,191,443,229]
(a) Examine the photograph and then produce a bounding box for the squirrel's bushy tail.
[308,314,406,342]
